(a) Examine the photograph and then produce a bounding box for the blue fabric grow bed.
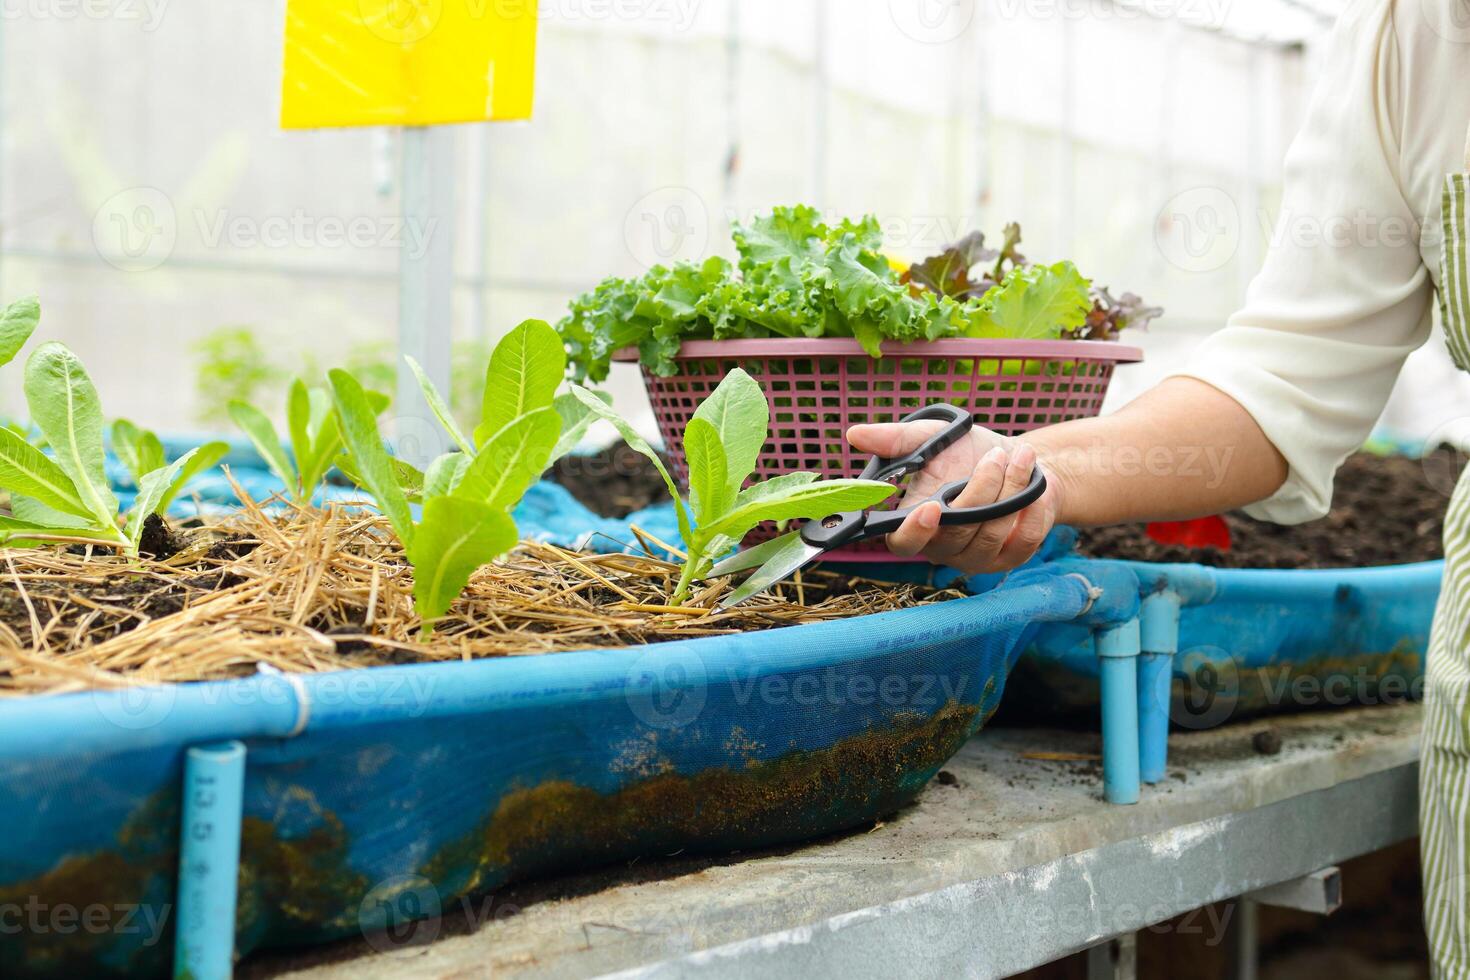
[1,436,1439,976]
[0,445,1133,978]
[1014,557,1441,725]
[0,564,1106,978]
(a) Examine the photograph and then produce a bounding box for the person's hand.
[844,420,1061,574]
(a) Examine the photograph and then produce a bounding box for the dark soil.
[135,513,182,560]
[1075,449,1463,568]
[555,446,1463,569]
[548,445,669,517]
[205,533,261,561]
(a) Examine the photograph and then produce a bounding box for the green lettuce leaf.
[967,261,1093,340]
[156,441,230,513]
[127,448,200,547]
[475,319,565,447]
[23,342,120,536]
[407,355,474,455]
[329,369,415,546]
[704,478,895,542]
[689,366,766,492]
[228,399,298,493]
[456,406,559,510]
[568,384,692,545]
[683,417,731,525]
[422,452,469,499]
[0,426,90,520]
[408,495,517,627]
[0,295,39,369]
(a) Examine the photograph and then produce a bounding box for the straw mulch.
[0,494,963,697]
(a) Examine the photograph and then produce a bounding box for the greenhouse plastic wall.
[0,561,1138,978]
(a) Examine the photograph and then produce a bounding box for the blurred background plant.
[192,326,489,427]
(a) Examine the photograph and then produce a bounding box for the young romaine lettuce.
[0,296,225,552]
[405,318,599,481]
[112,419,228,515]
[228,379,389,503]
[332,320,584,634]
[0,295,39,368]
[570,367,893,604]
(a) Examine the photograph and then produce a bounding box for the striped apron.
[1421,123,1470,979]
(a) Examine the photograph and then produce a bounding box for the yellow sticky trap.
[281,0,537,128]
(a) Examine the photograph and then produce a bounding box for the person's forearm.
[1019,377,1289,527]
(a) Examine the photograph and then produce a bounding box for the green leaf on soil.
[684,417,731,525]
[329,368,415,546]
[407,494,517,627]
[157,441,229,513]
[548,389,609,466]
[406,355,474,455]
[569,384,692,544]
[228,399,298,495]
[128,447,200,547]
[690,367,766,493]
[423,452,469,498]
[704,478,895,541]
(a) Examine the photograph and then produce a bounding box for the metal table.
[256,703,1421,980]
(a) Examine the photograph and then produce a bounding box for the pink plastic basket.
[617,337,1143,560]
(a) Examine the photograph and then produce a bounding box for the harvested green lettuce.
[557,207,1155,381]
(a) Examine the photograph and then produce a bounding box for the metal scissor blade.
[707,532,804,577]
[714,534,824,611]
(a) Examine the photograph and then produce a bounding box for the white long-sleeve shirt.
[1173,0,1470,524]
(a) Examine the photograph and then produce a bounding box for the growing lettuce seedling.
[228,379,390,503]
[0,296,220,552]
[332,318,600,633]
[112,418,228,515]
[570,368,893,604]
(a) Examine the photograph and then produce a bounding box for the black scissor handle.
[857,403,973,482]
[801,467,1047,551]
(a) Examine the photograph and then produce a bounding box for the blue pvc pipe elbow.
[174,741,246,980]
[1097,619,1141,805]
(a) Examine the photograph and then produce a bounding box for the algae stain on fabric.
[423,701,984,901]
[0,790,178,980]
[1,782,372,980]
[235,809,370,952]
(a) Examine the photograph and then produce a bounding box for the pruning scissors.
[708,403,1048,610]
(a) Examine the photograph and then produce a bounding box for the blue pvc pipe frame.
[174,741,247,980]
[1127,563,1220,790]
[1054,559,1218,803]
[1138,591,1180,785]
[1096,619,1142,805]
